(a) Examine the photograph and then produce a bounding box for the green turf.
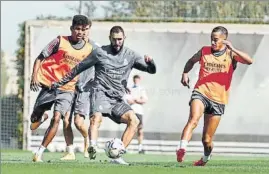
[1,151,269,174]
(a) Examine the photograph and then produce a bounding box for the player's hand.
[222,40,235,51]
[181,73,190,89]
[128,99,135,104]
[134,98,142,104]
[126,97,135,104]
[144,55,153,63]
[30,75,41,92]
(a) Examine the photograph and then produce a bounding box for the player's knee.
[126,111,140,128]
[188,119,199,128]
[30,109,44,123]
[90,113,102,127]
[63,119,71,129]
[53,112,62,125]
[74,116,83,129]
[137,127,143,136]
[30,113,38,123]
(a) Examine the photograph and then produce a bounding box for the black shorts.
[90,88,132,124]
[189,91,225,116]
[136,113,143,128]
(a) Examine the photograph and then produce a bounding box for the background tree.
[67,1,97,18]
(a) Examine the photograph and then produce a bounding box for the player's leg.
[42,110,63,147]
[74,114,89,157]
[108,102,138,165]
[176,91,207,163]
[33,91,74,162]
[193,114,221,166]
[61,111,75,160]
[120,110,140,148]
[58,91,75,160]
[87,89,105,160]
[88,112,103,159]
[111,101,139,148]
[30,88,54,130]
[193,101,224,166]
[33,110,62,162]
[61,95,76,160]
[30,110,49,130]
[136,114,144,154]
[73,92,90,157]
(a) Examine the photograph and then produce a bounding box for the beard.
[110,42,124,54]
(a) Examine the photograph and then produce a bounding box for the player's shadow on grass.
[2,159,25,162]
[131,162,186,168]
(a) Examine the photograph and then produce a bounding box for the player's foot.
[193,155,212,166]
[84,151,89,158]
[110,157,129,165]
[60,153,76,161]
[30,113,48,130]
[138,149,145,154]
[176,148,186,162]
[33,153,43,162]
[193,158,208,166]
[88,145,97,160]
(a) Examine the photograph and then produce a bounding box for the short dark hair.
[212,26,228,38]
[133,75,140,80]
[72,15,91,27]
[110,26,125,36]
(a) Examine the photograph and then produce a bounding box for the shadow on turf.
[44,159,188,168]
[129,162,187,168]
[2,159,25,162]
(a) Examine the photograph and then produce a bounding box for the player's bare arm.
[181,49,202,88]
[134,98,146,105]
[30,58,42,92]
[133,55,156,74]
[134,96,147,104]
[222,40,253,65]
[30,38,59,92]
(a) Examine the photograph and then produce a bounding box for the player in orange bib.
[176,26,253,166]
[30,15,93,162]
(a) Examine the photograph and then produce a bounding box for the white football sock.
[202,155,211,162]
[67,145,74,153]
[177,140,188,150]
[37,145,46,156]
[138,144,143,151]
[90,140,97,146]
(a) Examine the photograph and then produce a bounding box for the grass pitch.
[2,151,269,174]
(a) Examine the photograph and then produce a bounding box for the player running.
[176,26,253,166]
[61,33,100,160]
[50,26,156,165]
[30,15,94,162]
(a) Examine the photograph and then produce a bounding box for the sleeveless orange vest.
[37,36,93,91]
[194,46,236,104]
